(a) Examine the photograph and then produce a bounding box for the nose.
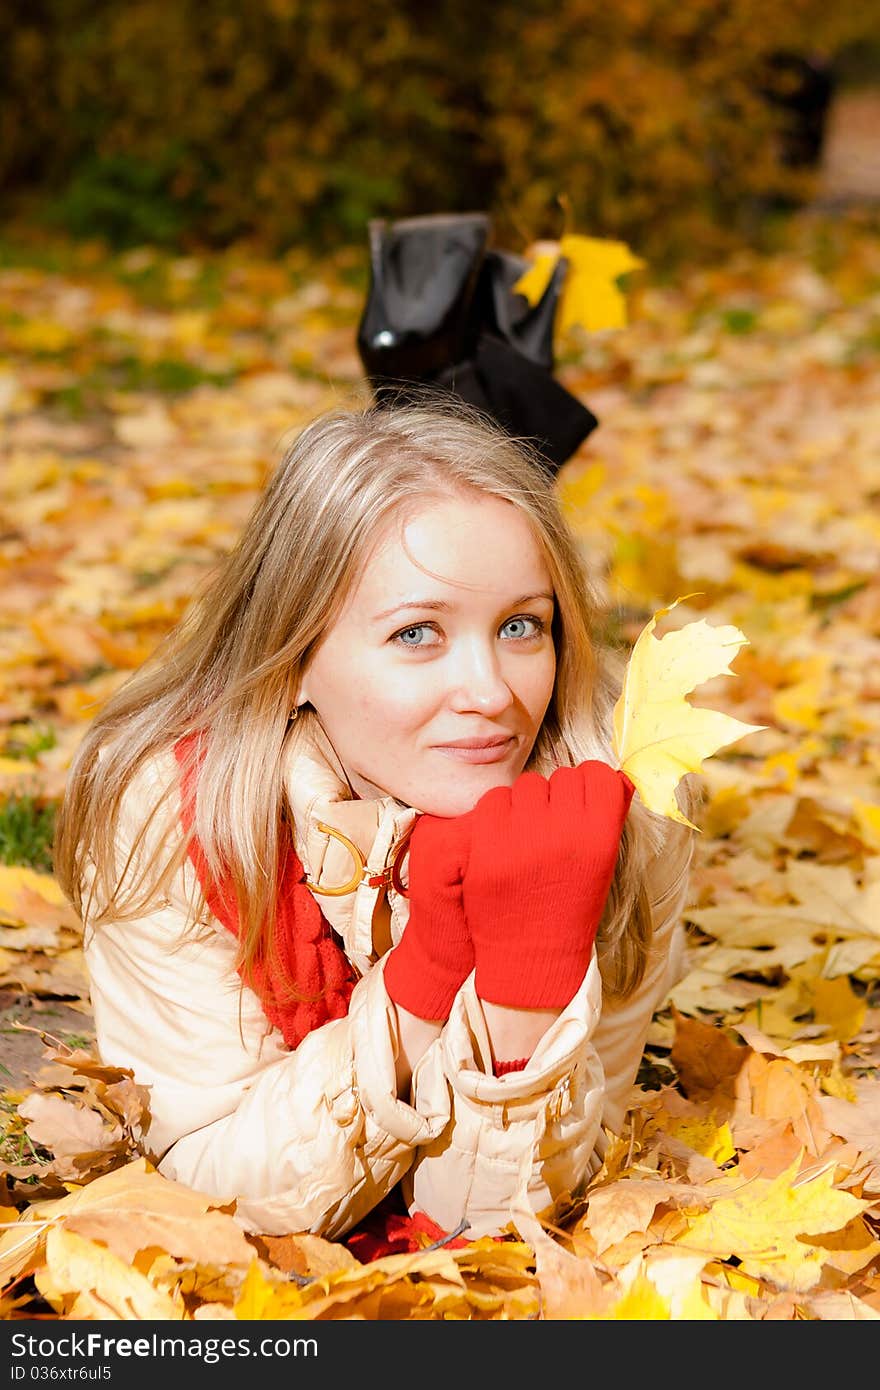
[447,639,514,716]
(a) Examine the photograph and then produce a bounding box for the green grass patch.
[811,579,870,612]
[0,1096,53,1169]
[721,307,757,334]
[120,355,234,394]
[43,356,236,414]
[0,794,57,873]
[114,254,228,312]
[2,725,57,761]
[47,384,88,418]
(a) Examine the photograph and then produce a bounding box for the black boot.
[356,212,598,473]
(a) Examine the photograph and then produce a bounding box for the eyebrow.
[372,592,556,622]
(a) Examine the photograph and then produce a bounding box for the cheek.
[513,650,557,719]
[348,666,435,741]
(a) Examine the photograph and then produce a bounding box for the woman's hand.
[385,759,633,1089]
[382,813,472,1023]
[389,759,633,1016]
[460,761,634,1010]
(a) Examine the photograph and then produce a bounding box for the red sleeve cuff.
[492,1056,530,1077]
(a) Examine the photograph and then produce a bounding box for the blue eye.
[392,624,439,647]
[501,616,544,640]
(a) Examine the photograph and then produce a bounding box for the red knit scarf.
[173,737,356,1048]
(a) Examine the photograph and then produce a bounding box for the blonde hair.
[55,395,695,1000]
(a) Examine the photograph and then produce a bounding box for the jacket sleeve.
[86,901,454,1237]
[404,960,607,1238]
[402,823,694,1238]
[590,822,694,1135]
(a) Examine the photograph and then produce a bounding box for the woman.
[54,397,694,1243]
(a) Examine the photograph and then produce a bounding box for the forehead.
[350,492,552,609]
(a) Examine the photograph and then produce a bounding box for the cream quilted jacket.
[82,729,693,1240]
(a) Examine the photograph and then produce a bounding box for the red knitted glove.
[382,813,473,1021]
[462,761,634,1010]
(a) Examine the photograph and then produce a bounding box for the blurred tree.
[1,0,876,263]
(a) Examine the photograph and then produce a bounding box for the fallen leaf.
[675,1156,869,1292]
[514,234,646,334]
[0,1157,243,1289]
[18,1091,117,1158]
[670,1010,750,1103]
[612,597,766,826]
[37,1225,185,1319]
[507,1205,611,1319]
[0,867,71,926]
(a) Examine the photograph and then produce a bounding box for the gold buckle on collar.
[304,821,410,898]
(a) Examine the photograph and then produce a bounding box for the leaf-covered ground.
[1,210,879,1320]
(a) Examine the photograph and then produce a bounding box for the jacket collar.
[282,717,418,967]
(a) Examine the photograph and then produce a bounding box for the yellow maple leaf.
[234,1259,290,1319]
[666,1116,736,1166]
[514,233,646,335]
[740,985,805,1042]
[37,1226,186,1319]
[10,319,73,354]
[605,1272,671,1320]
[612,596,766,828]
[0,864,68,925]
[677,1279,721,1320]
[807,975,867,1044]
[852,799,880,852]
[676,1155,869,1293]
[0,757,32,776]
[233,1240,538,1321]
[0,1157,253,1290]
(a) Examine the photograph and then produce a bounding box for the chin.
[418,772,519,819]
[420,798,473,819]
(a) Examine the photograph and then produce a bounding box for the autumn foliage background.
[1,0,880,1321]
[2,0,879,261]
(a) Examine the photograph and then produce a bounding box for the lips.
[433,735,517,765]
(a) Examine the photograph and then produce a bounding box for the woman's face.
[300,491,557,816]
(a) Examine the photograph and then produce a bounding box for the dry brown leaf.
[508,1206,612,1319]
[0,1157,241,1288]
[804,1290,880,1320]
[18,1090,118,1158]
[582,1178,696,1255]
[818,1080,880,1153]
[64,1204,255,1271]
[669,1010,750,1103]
